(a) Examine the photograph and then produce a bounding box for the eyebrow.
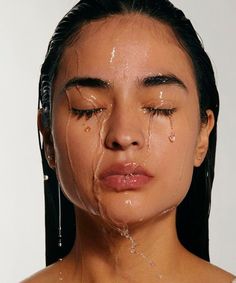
[141,74,187,90]
[64,74,187,91]
[65,77,110,90]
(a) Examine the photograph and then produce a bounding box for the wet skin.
[30,13,236,283]
[51,14,210,227]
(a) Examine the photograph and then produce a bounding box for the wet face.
[49,14,210,228]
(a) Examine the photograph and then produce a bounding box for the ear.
[194,110,215,167]
[38,109,56,169]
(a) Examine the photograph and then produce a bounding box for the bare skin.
[23,212,235,283]
[22,211,235,283]
[23,14,235,283]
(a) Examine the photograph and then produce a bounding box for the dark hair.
[39,0,219,266]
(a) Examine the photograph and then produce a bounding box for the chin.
[101,207,146,229]
[94,192,176,230]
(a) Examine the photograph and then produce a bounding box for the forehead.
[57,14,195,89]
[78,13,178,43]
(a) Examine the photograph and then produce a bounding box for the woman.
[23,0,236,282]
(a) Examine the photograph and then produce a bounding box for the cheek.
[52,100,104,214]
[149,112,199,197]
[51,92,200,226]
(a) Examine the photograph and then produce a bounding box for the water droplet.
[44,175,49,181]
[168,116,176,143]
[169,132,176,143]
[59,271,63,281]
[125,199,132,206]
[149,260,155,267]
[58,259,64,280]
[84,126,91,132]
[159,90,163,98]
[130,247,136,254]
[109,47,116,63]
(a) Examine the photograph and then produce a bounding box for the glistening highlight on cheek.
[52,28,196,228]
[53,86,186,282]
[54,82,188,229]
[141,88,181,144]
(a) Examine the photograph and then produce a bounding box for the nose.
[104,108,145,151]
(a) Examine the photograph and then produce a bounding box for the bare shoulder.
[183,251,236,283]
[202,262,236,283]
[20,262,60,283]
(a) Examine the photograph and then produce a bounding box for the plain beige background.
[0,1,235,282]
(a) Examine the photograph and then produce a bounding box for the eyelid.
[144,99,174,107]
[143,107,177,117]
[71,107,105,120]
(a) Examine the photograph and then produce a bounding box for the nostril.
[112,141,122,150]
[111,140,139,150]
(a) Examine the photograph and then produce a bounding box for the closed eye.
[71,107,176,120]
[71,107,105,120]
[143,107,176,117]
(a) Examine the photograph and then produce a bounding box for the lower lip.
[100,174,152,191]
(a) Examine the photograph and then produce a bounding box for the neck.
[66,208,186,282]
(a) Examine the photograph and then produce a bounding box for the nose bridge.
[105,102,145,150]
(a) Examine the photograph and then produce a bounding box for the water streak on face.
[52,14,201,232]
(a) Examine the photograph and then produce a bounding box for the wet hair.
[39,0,219,265]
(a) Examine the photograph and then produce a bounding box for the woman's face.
[50,14,209,228]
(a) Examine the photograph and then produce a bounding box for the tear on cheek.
[63,89,113,219]
[168,116,176,143]
[159,89,176,144]
[84,126,91,132]
[63,86,178,227]
[63,92,95,212]
[60,90,185,281]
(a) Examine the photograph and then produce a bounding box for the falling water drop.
[44,175,49,181]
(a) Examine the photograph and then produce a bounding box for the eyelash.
[71,108,104,119]
[143,107,176,117]
[71,107,176,120]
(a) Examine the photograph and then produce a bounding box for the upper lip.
[99,162,153,179]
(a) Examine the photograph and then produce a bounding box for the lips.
[99,163,153,191]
